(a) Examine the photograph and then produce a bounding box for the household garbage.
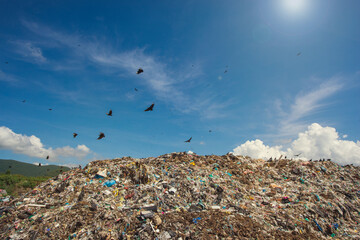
[103,179,116,187]
[1,152,360,239]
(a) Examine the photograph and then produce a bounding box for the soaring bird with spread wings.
[144,103,154,112]
[185,137,192,143]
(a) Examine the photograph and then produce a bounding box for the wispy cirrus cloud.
[0,70,19,83]
[275,77,343,137]
[18,20,227,118]
[12,40,46,63]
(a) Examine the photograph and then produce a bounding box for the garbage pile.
[1,152,360,239]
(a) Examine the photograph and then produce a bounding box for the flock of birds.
[14,67,194,161]
[6,52,303,162]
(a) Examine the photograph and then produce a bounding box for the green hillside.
[0,159,70,177]
[0,174,51,197]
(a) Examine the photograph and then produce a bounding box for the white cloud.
[277,79,343,137]
[343,134,348,138]
[0,126,91,161]
[62,163,81,168]
[233,139,285,159]
[233,123,360,165]
[20,21,226,118]
[12,41,46,63]
[53,145,90,158]
[32,162,49,166]
[0,70,18,83]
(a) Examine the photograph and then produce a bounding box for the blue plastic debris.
[103,179,116,187]
[333,223,339,230]
[192,217,201,224]
[313,219,323,232]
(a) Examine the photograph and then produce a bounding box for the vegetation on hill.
[0,173,51,197]
[0,159,71,197]
[0,159,70,177]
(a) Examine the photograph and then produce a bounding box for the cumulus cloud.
[343,134,348,138]
[0,126,91,161]
[63,163,81,168]
[233,123,360,165]
[33,162,49,166]
[233,139,285,160]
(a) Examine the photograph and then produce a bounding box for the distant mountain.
[0,159,70,177]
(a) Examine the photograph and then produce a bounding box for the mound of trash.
[1,152,360,239]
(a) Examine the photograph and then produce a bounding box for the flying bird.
[46,156,49,160]
[5,62,8,64]
[22,100,26,103]
[144,103,154,112]
[297,52,301,56]
[294,153,301,157]
[137,68,144,74]
[98,132,105,140]
[49,108,52,111]
[185,137,192,143]
[224,70,228,74]
[73,133,78,138]
[134,88,138,91]
[106,110,112,116]
[209,130,212,133]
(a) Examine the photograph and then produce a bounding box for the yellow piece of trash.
[114,188,119,197]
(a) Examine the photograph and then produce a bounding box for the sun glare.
[281,0,309,16]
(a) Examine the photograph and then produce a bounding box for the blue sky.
[1,0,360,166]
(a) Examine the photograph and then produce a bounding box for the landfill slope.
[1,152,360,239]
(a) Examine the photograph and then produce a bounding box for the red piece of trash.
[125,192,135,199]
